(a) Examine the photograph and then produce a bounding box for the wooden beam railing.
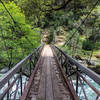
[0,44,44,100]
[52,45,100,100]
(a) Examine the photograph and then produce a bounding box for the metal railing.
[52,45,100,100]
[0,44,44,100]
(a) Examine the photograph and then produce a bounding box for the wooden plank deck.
[23,45,74,100]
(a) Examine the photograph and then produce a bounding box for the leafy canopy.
[0,1,41,69]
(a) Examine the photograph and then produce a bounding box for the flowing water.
[0,73,100,100]
[72,75,100,100]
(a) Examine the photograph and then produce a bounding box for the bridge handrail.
[0,45,43,90]
[53,45,100,85]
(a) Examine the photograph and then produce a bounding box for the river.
[0,73,100,100]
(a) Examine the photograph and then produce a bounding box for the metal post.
[95,95,99,100]
[7,81,10,100]
[66,59,69,75]
[76,67,79,93]
[20,68,23,96]
[7,63,11,100]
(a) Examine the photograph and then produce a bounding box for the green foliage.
[0,0,100,69]
[0,1,41,69]
[82,40,94,51]
[48,27,54,44]
[18,0,72,28]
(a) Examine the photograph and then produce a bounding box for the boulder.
[85,59,96,66]
[0,67,9,74]
[95,55,100,59]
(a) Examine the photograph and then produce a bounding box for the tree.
[0,1,41,69]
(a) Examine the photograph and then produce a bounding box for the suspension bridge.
[0,0,100,100]
[0,44,100,100]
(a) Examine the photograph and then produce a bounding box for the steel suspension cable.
[63,0,100,47]
[0,0,22,67]
[0,0,15,24]
[0,0,36,59]
[0,0,35,47]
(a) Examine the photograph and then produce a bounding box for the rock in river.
[0,67,9,74]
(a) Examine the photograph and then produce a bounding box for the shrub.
[82,40,94,51]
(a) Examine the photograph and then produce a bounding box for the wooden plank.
[50,59,62,100]
[46,56,54,100]
[37,53,46,100]
[31,95,36,100]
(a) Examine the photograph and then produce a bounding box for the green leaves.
[0,1,41,69]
